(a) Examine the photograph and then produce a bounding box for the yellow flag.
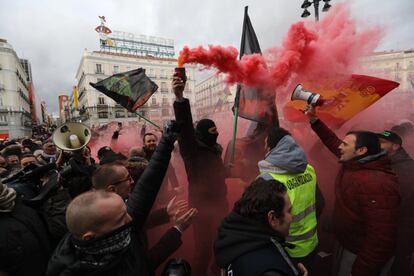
[284,74,399,128]
[73,86,79,109]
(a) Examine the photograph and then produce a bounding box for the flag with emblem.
[90,68,158,112]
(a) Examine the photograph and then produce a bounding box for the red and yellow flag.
[283,74,399,128]
[73,86,79,109]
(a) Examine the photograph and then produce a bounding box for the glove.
[163,120,181,142]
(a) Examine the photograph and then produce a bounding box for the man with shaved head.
[92,164,133,200]
[65,190,131,240]
[47,124,179,276]
[91,163,197,270]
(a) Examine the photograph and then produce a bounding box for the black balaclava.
[196,119,218,147]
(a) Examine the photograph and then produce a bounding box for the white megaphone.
[291,84,324,106]
[52,122,91,151]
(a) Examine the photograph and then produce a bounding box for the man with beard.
[172,74,229,275]
[142,132,179,205]
[257,127,323,272]
[46,124,179,276]
[308,116,400,276]
[5,154,21,174]
[214,178,308,276]
[37,141,57,165]
[377,130,414,276]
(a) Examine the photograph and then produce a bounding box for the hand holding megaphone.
[291,84,325,116]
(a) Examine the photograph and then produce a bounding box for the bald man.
[47,129,178,276]
[92,164,133,200]
[92,163,197,270]
[66,190,131,240]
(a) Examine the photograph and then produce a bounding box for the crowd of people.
[0,72,413,276]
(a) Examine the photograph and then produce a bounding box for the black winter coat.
[214,212,299,276]
[173,99,227,206]
[0,200,52,276]
[390,148,414,254]
[142,208,183,270]
[46,135,175,276]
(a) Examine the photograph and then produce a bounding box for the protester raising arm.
[172,75,198,162]
[126,122,178,232]
[308,115,342,158]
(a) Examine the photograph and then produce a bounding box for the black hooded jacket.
[46,135,175,276]
[214,212,300,276]
[173,98,227,206]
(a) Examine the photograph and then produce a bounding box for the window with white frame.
[96,64,103,74]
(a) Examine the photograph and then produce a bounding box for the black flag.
[233,6,275,123]
[226,6,278,182]
[90,68,158,112]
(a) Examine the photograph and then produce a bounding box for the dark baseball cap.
[377,131,402,146]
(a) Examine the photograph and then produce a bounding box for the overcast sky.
[1,0,413,113]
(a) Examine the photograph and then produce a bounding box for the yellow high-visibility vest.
[259,164,318,258]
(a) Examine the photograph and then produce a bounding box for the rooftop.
[91,50,178,63]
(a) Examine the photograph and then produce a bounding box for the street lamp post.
[301,0,332,21]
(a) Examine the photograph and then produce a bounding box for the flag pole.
[230,86,241,163]
[134,110,161,129]
[230,6,249,163]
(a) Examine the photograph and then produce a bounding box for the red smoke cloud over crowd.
[178,3,383,99]
[88,4,414,273]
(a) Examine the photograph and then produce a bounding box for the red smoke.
[178,3,383,97]
[179,45,270,89]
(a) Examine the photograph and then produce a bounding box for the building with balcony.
[195,73,236,119]
[362,49,414,92]
[21,58,38,124]
[72,50,196,127]
[361,49,414,112]
[72,22,196,127]
[0,38,33,139]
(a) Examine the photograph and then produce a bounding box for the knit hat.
[1,144,23,158]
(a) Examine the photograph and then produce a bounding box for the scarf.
[41,153,56,163]
[72,222,132,267]
[0,183,16,212]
